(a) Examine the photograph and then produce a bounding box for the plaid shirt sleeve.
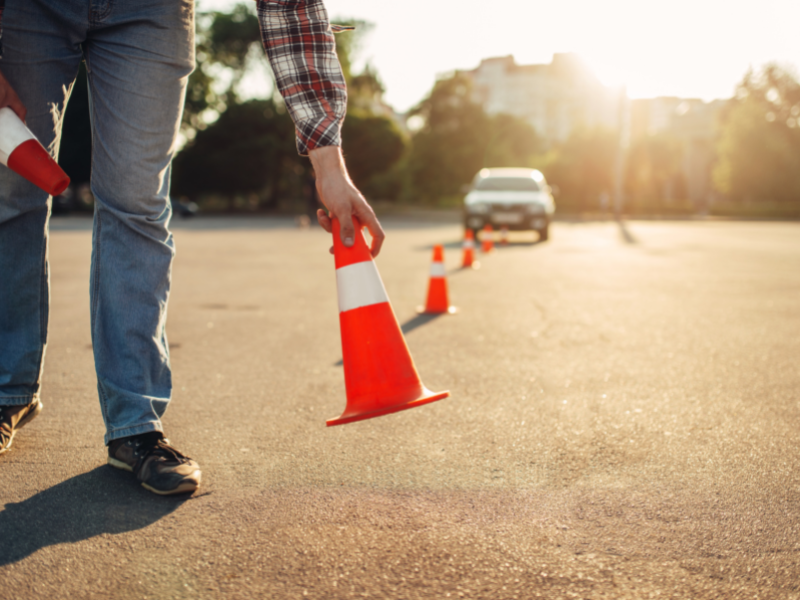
[257,0,347,156]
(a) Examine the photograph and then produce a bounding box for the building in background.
[464,53,728,209]
[463,53,623,147]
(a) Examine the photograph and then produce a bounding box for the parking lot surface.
[1,217,799,599]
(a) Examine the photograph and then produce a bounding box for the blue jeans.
[0,0,195,444]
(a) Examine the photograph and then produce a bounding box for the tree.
[341,110,406,195]
[624,133,686,209]
[713,64,800,203]
[405,73,543,203]
[484,113,543,168]
[183,3,262,135]
[172,99,302,210]
[330,18,408,200]
[543,128,617,211]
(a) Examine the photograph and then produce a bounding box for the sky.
[199,0,800,113]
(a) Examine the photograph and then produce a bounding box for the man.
[0,0,384,495]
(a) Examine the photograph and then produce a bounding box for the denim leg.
[0,1,85,405]
[83,0,195,444]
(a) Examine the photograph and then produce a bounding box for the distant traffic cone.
[417,244,457,315]
[481,224,494,253]
[0,108,69,196]
[500,226,509,246]
[461,229,479,269]
[327,217,450,426]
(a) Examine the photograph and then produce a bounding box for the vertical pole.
[613,86,629,219]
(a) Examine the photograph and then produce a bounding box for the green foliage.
[714,64,800,203]
[172,99,305,209]
[205,4,261,74]
[405,74,543,203]
[184,3,262,134]
[341,111,407,196]
[348,66,385,112]
[624,133,686,208]
[331,19,406,199]
[538,128,617,211]
[328,19,372,86]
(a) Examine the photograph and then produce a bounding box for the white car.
[463,168,556,241]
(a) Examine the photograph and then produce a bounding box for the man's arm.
[256,0,384,256]
[0,70,26,121]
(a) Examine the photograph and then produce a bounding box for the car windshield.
[475,177,541,192]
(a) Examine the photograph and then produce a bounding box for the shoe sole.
[108,456,200,495]
[142,479,200,496]
[107,456,134,472]
[0,400,43,455]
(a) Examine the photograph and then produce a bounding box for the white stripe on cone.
[0,108,36,165]
[429,262,446,278]
[336,260,389,313]
[463,239,474,249]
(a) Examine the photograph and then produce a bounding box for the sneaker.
[0,398,43,455]
[108,432,201,495]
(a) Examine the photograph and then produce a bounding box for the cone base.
[326,388,450,426]
[416,305,458,315]
[461,261,480,270]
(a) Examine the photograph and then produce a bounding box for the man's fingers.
[337,210,355,247]
[316,208,332,233]
[356,207,386,257]
[0,76,28,122]
[8,98,27,123]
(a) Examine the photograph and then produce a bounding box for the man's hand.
[309,145,385,258]
[0,70,27,122]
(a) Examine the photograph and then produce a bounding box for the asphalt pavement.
[1,216,799,599]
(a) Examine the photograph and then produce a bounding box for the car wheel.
[538,226,549,242]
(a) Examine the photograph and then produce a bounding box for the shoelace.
[130,435,190,472]
[0,408,11,443]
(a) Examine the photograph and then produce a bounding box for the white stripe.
[0,107,36,166]
[336,260,389,313]
[429,262,446,278]
[463,239,474,249]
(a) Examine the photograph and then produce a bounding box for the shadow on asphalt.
[617,219,638,244]
[333,313,444,366]
[0,466,187,566]
[414,237,543,254]
[49,214,463,233]
[399,312,444,335]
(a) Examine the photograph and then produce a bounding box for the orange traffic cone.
[500,226,509,246]
[481,224,494,253]
[418,244,457,315]
[0,108,69,196]
[461,229,479,269]
[327,217,450,426]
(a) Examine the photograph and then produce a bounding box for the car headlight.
[467,202,490,214]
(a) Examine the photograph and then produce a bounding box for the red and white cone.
[481,224,494,253]
[418,244,457,314]
[327,217,450,426]
[461,229,479,269]
[0,107,70,196]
